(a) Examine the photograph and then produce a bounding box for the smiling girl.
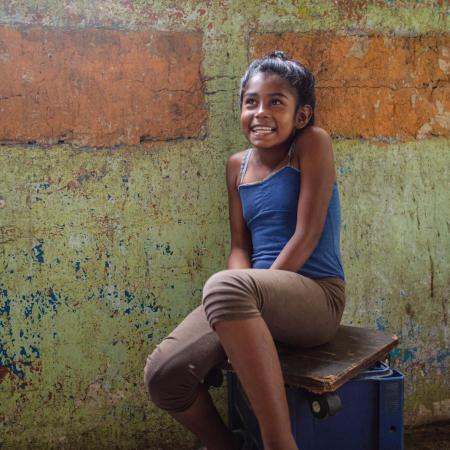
[144,51,345,450]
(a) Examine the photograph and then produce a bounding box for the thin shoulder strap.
[239,149,252,184]
[287,139,296,166]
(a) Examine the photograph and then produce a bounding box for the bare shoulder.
[226,150,247,187]
[296,126,332,150]
[227,150,247,167]
[293,126,333,164]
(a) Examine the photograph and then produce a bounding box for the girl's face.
[240,72,301,152]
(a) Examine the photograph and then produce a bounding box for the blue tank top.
[238,148,345,280]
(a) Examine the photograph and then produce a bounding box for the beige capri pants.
[144,269,345,412]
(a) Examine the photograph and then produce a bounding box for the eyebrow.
[244,92,289,99]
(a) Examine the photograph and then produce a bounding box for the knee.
[202,269,260,327]
[143,349,168,408]
[144,348,197,412]
[203,270,232,299]
[203,270,243,308]
[203,270,250,299]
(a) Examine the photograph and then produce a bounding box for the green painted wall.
[0,1,449,448]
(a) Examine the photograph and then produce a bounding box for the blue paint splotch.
[0,342,25,380]
[19,346,41,359]
[32,243,44,264]
[124,289,134,315]
[48,288,60,311]
[0,297,11,316]
[113,289,160,316]
[21,289,64,321]
[336,165,352,176]
[0,287,51,385]
[389,348,401,360]
[156,242,174,256]
[0,286,11,331]
[24,303,33,318]
[125,290,134,304]
[436,350,450,364]
[402,347,418,363]
[375,317,388,331]
[19,346,30,358]
[34,181,50,191]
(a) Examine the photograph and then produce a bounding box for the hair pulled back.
[240,51,316,127]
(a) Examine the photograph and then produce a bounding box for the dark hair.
[239,51,316,126]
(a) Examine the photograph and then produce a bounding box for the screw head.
[311,400,321,414]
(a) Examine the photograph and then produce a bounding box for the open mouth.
[251,126,276,135]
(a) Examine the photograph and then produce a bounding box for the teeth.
[252,127,273,132]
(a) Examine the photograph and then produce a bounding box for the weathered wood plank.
[225,326,399,394]
[277,326,399,393]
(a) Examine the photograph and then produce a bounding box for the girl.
[144,51,345,450]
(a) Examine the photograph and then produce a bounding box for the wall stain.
[0,1,448,447]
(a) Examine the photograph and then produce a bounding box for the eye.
[244,97,256,105]
[271,98,282,105]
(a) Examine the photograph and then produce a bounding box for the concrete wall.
[0,1,448,448]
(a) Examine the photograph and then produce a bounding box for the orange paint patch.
[250,33,450,140]
[0,26,206,147]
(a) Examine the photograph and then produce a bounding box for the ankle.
[263,434,298,450]
[199,429,241,450]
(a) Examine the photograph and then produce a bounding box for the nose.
[255,102,269,117]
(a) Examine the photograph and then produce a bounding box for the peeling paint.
[31,243,44,264]
[0,1,448,448]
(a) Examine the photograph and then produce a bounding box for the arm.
[271,127,336,272]
[226,152,252,269]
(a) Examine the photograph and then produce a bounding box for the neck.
[253,143,293,168]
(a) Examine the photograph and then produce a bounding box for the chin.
[250,137,281,146]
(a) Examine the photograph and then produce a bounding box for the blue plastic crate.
[228,362,404,450]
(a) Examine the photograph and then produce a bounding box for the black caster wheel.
[309,392,342,418]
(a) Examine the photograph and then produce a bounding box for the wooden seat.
[225,325,399,394]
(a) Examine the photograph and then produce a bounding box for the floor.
[405,422,450,450]
[148,421,450,449]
